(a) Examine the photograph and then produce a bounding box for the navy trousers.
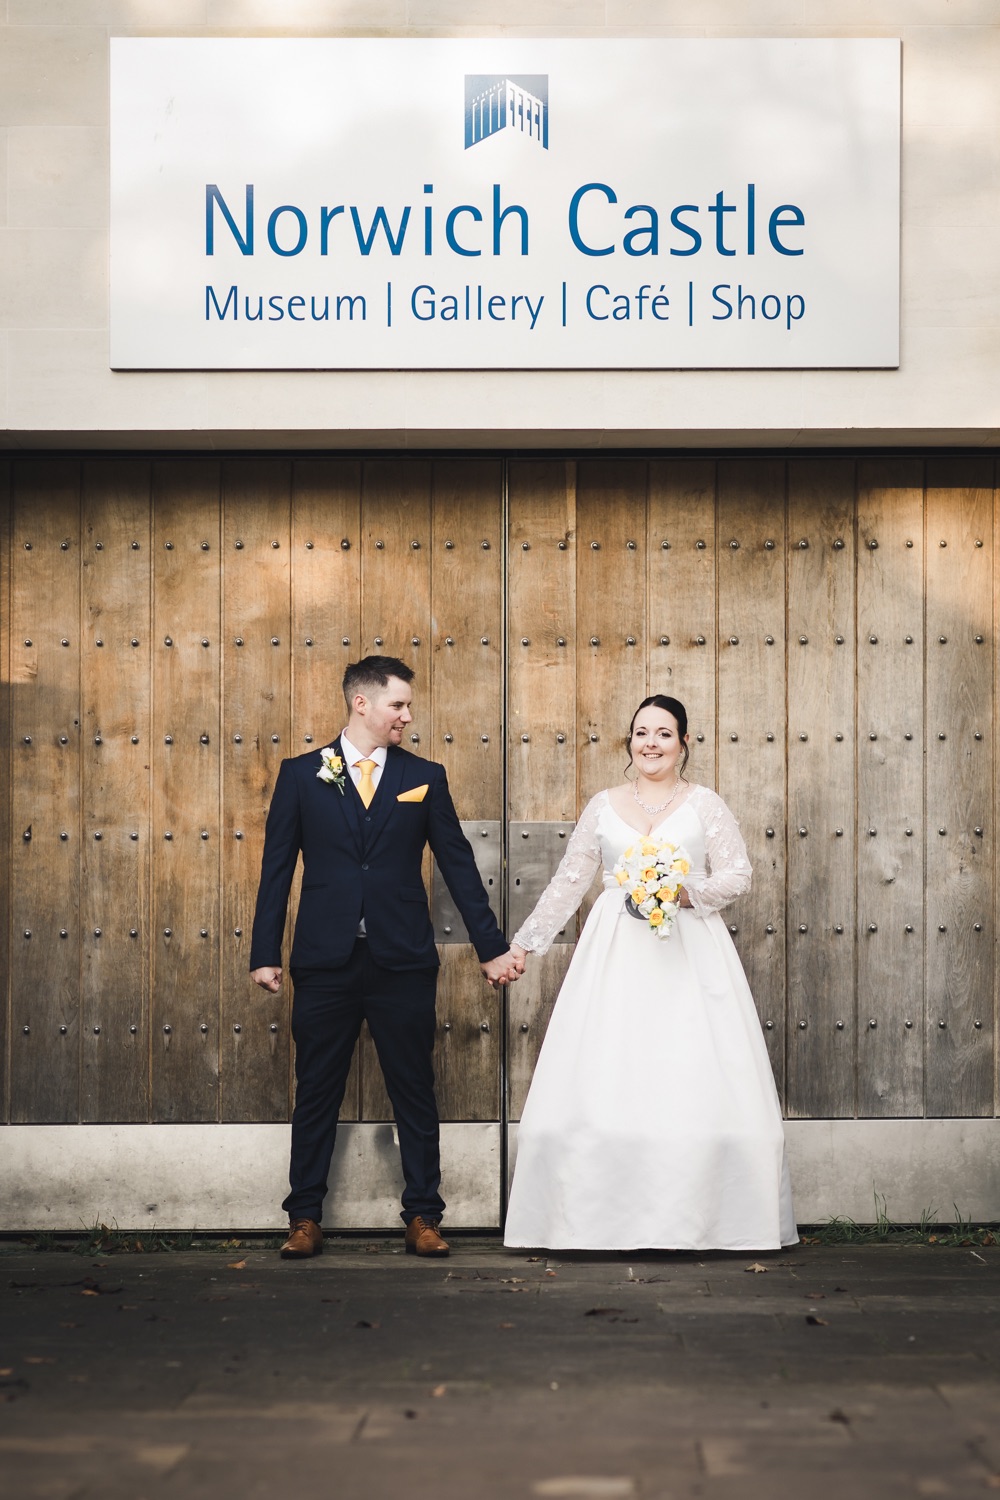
[283,940,444,1226]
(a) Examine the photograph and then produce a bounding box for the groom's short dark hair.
[342,654,415,710]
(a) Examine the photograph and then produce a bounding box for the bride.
[505,694,797,1252]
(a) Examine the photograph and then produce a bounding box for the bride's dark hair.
[625,695,690,779]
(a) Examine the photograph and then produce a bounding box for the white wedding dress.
[505,785,797,1251]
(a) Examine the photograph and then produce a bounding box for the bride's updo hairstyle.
[625,695,690,779]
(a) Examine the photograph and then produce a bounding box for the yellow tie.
[355,759,377,809]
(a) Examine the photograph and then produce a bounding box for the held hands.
[481,946,528,989]
[251,966,283,993]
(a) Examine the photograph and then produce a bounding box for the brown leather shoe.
[404,1216,450,1257]
[280,1218,323,1259]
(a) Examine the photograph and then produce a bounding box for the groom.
[250,654,520,1259]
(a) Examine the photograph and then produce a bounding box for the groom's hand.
[251,966,283,992]
[481,951,522,988]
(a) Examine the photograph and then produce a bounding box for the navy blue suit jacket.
[249,739,508,973]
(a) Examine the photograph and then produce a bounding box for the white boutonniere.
[316,746,346,794]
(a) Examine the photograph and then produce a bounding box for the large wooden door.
[505,457,998,1126]
[1,454,997,1174]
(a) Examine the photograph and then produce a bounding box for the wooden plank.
[80,459,152,1123]
[0,459,11,1122]
[506,460,578,1119]
[431,459,503,1122]
[575,460,649,806]
[647,460,718,783]
[997,456,1000,1122]
[716,459,787,1094]
[784,460,857,1118]
[221,459,292,1122]
[358,460,433,1120]
[9,459,82,1123]
[291,458,363,1122]
[150,460,221,1122]
[924,459,994,1116]
[856,459,925,1117]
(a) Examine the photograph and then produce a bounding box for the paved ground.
[1,1236,999,1500]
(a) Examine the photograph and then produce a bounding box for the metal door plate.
[432,820,502,943]
[508,821,577,942]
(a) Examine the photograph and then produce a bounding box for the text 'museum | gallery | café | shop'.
[1,7,999,1232]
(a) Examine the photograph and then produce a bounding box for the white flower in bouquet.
[612,836,692,939]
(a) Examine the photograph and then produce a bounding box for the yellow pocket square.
[397,784,429,803]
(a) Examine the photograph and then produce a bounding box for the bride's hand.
[510,943,528,974]
[678,887,693,909]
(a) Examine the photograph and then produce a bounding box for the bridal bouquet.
[613,837,692,940]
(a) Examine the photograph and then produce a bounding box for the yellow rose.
[623,845,635,861]
[674,858,690,875]
[643,867,658,883]
[615,867,629,886]
[640,839,658,857]
[648,908,664,926]
[631,884,648,903]
[659,890,676,905]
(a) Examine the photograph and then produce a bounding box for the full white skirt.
[504,890,797,1251]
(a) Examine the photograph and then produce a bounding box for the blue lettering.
[769,205,805,255]
[569,183,616,257]
[205,283,238,320]
[711,284,733,320]
[669,207,702,257]
[268,295,284,320]
[707,191,736,256]
[267,206,307,257]
[351,205,411,256]
[446,204,483,257]
[312,296,330,321]
[493,186,529,256]
[585,284,610,319]
[623,205,658,257]
[320,205,345,255]
[412,284,435,320]
[205,184,253,256]
[336,294,366,321]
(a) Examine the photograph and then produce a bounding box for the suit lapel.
[330,735,364,855]
[363,746,405,855]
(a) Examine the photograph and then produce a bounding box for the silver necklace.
[633,776,683,817]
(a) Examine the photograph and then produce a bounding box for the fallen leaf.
[404,1409,419,1419]
[545,1269,558,1277]
[354,1319,379,1329]
[745,1262,769,1274]
[25,1357,55,1365]
[80,1289,100,1297]
[585,1308,624,1318]
[526,1256,540,1263]
[806,1314,830,1326]
[499,1322,514,1329]
[432,1384,447,1397]
[227,1259,247,1270]
[804,1292,826,1299]
[499,1277,526,1284]
[0,1369,12,1376]
[829,1409,850,1424]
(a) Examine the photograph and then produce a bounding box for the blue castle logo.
[465,74,549,151]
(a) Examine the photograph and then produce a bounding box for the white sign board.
[110,38,900,370]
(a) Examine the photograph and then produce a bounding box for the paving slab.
[1,1239,999,1500]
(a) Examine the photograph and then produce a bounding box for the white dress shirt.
[339,732,387,794]
[338,732,388,936]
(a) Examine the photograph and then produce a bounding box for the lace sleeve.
[683,788,752,917]
[512,794,604,956]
